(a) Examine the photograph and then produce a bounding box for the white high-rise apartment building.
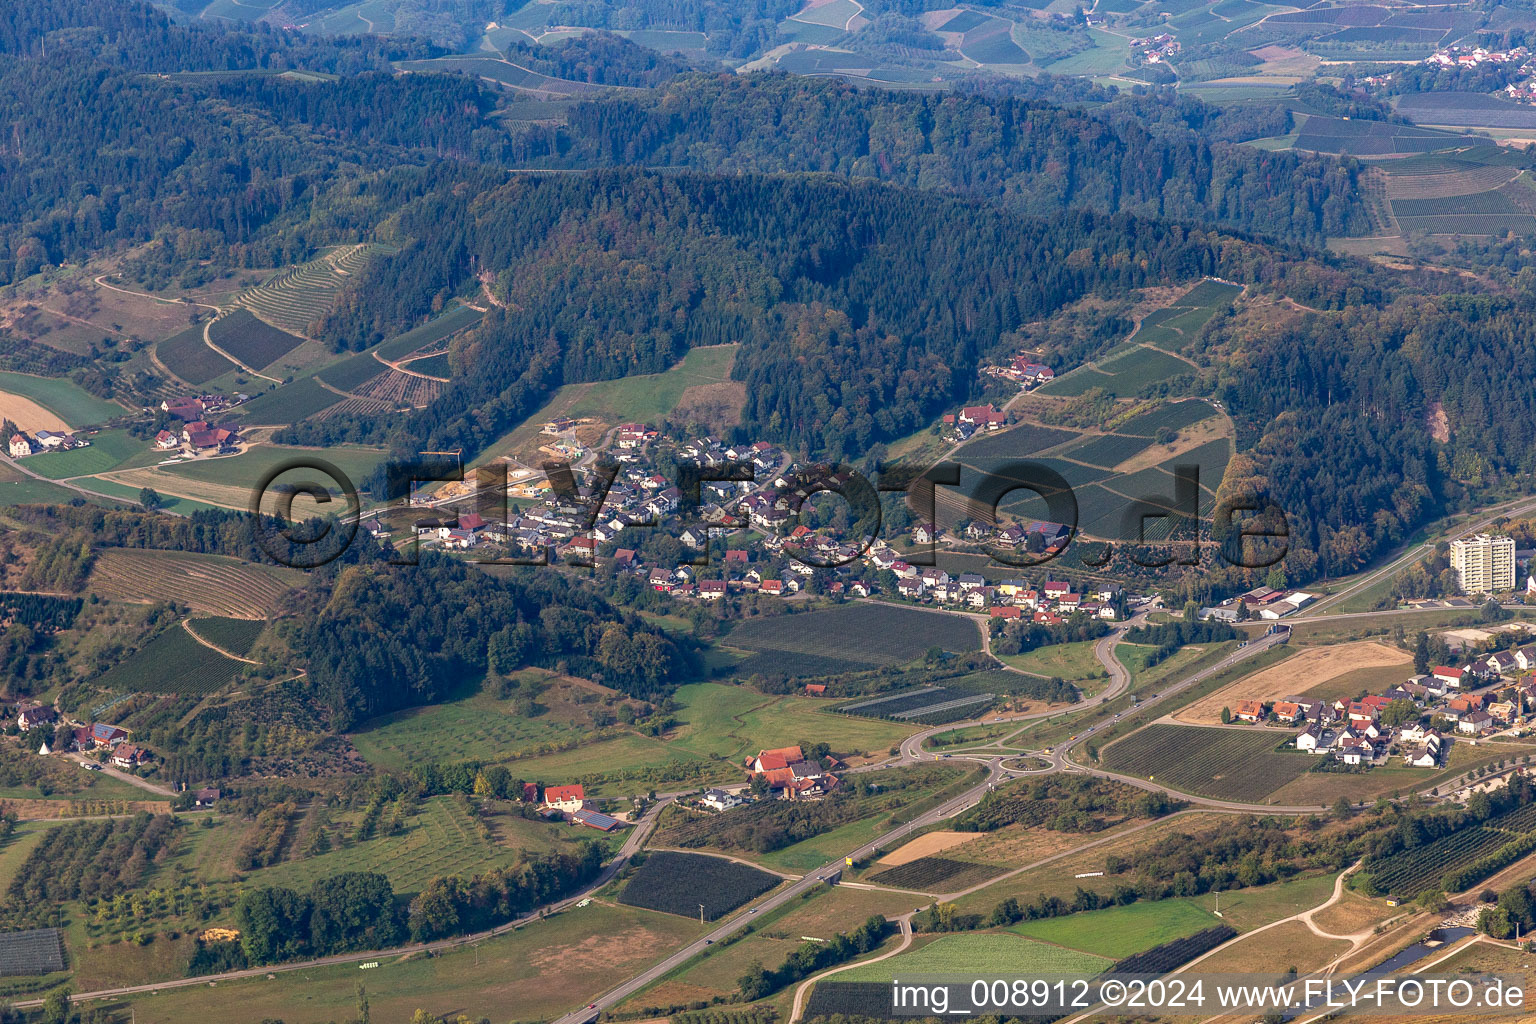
[1450,533,1516,594]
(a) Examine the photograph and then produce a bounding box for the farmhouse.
[111,743,148,769]
[543,784,587,814]
[745,746,838,800]
[7,435,33,459]
[15,703,55,731]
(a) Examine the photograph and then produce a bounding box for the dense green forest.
[539,75,1362,245]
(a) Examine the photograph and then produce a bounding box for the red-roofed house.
[1433,666,1468,688]
[750,746,805,773]
[543,784,586,814]
[1233,699,1266,723]
[805,684,827,696]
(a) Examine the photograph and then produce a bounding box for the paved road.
[1306,494,1536,616]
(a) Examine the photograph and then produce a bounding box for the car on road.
[81,763,102,771]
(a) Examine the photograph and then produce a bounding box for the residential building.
[1451,534,1516,593]
[543,784,587,814]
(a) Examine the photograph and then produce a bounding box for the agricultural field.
[207,309,306,370]
[1391,186,1536,235]
[402,352,451,379]
[1059,432,1156,469]
[155,324,235,385]
[68,476,217,515]
[113,899,702,1024]
[836,931,1112,981]
[1173,641,1410,725]
[136,441,385,509]
[958,17,1029,65]
[1009,899,1221,959]
[184,616,266,658]
[19,429,146,480]
[0,371,124,428]
[567,344,741,426]
[1115,399,1218,437]
[93,622,246,695]
[235,245,377,337]
[618,851,782,921]
[665,683,916,763]
[228,377,343,424]
[374,302,483,361]
[1293,115,1474,156]
[953,423,1080,460]
[0,462,95,506]
[1111,924,1235,973]
[876,830,983,866]
[1396,91,1536,130]
[864,855,1003,892]
[1041,345,1192,398]
[347,675,619,770]
[394,55,610,95]
[789,0,862,29]
[722,603,982,676]
[87,548,302,617]
[1099,724,1314,802]
[838,686,997,725]
[314,349,387,393]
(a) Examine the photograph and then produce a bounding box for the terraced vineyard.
[354,368,443,408]
[88,549,301,617]
[1099,724,1312,802]
[236,244,377,337]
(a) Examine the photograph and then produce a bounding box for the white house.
[7,435,33,459]
[700,788,743,811]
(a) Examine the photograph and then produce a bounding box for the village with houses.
[380,404,1179,626]
[1210,634,1536,773]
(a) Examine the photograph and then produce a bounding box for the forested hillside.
[536,75,1366,245]
[313,168,1272,462]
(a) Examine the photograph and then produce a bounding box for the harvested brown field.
[1173,641,1411,725]
[877,830,982,866]
[0,391,69,432]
